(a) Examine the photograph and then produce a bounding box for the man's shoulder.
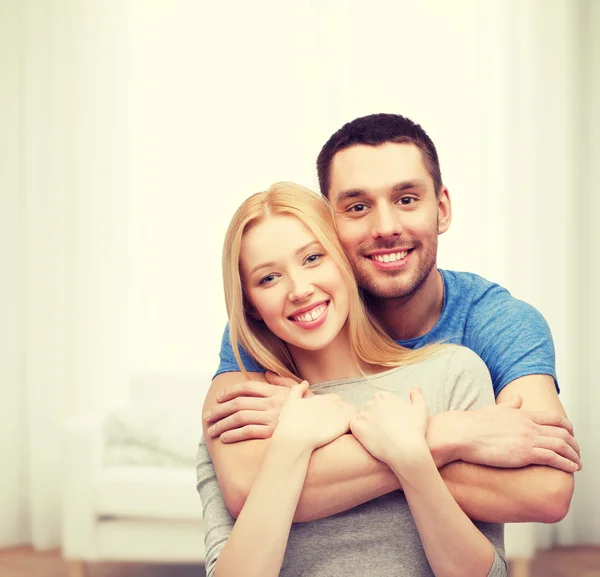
[441,268,545,331]
[441,269,515,311]
[441,269,550,337]
[442,269,508,296]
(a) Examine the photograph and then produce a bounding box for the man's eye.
[258,274,276,285]
[349,204,367,212]
[399,197,415,205]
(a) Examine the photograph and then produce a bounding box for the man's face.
[328,142,451,300]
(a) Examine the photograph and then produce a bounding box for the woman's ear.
[244,300,262,321]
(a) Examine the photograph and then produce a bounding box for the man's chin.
[358,280,416,301]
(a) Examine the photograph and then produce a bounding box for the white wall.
[0,0,29,548]
[135,0,485,371]
[3,0,598,549]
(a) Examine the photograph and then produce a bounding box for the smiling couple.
[195,113,581,577]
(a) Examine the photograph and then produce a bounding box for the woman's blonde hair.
[223,182,443,381]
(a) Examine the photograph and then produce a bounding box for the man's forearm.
[295,439,574,523]
[294,434,400,521]
[217,431,573,524]
[440,462,574,524]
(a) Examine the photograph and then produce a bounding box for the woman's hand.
[275,382,357,451]
[350,387,430,468]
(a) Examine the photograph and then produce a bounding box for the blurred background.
[1,0,599,575]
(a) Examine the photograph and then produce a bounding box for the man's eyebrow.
[334,188,369,205]
[335,180,428,204]
[391,179,427,193]
[248,241,322,276]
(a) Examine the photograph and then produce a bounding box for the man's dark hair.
[316,113,443,198]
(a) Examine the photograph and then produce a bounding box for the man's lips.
[364,248,413,269]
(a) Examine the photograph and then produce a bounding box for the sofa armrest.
[61,414,105,560]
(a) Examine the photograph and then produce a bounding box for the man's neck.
[369,268,445,342]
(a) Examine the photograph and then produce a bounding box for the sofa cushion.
[94,466,203,521]
[103,405,204,467]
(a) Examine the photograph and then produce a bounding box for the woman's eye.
[258,274,276,285]
[305,253,323,264]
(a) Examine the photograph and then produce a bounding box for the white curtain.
[2,0,598,550]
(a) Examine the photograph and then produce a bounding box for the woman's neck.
[288,323,374,385]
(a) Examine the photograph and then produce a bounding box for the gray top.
[196,345,507,577]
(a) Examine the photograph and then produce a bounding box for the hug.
[197,114,580,577]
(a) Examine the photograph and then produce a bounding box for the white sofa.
[61,373,211,576]
[61,372,535,577]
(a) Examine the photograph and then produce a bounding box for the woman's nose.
[288,277,315,303]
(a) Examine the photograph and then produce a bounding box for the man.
[201,113,580,524]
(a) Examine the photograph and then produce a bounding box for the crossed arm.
[203,371,579,524]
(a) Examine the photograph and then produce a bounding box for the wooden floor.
[0,548,205,577]
[1,546,600,577]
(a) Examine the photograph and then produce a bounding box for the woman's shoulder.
[440,344,487,365]
[436,344,491,378]
[404,344,487,374]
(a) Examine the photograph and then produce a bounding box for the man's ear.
[437,186,452,234]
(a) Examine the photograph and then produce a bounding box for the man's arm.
[492,374,575,519]
[204,372,578,523]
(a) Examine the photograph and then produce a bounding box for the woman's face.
[240,215,350,352]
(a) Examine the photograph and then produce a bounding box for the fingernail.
[203,410,211,421]
[208,426,216,436]
[221,432,228,442]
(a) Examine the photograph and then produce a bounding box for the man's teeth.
[292,303,327,323]
[372,251,408,263]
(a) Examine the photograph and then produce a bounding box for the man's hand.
[432,395,581,472]
[204,372,305,443]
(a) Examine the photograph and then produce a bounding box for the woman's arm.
[215,431,311,577]
[213,383,357,577]
[390,439,505,577]
[351,388,506,577]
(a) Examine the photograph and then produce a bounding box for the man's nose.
[371,205,403,239]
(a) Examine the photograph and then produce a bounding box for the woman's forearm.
[215,433,312,577]
[391,447,502,577]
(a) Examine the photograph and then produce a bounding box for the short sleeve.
[214,324,265,378]
[196,440,235,577]
[443,346,496,412]
[466,288,558,397]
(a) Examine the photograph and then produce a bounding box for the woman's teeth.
[291,303,327,323]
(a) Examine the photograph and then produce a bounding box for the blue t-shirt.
[215,269,558,397]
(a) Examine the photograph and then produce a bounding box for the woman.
[196,182,506,577]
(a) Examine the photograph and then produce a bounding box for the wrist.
[271,425,316,455]
[388,441,433,481]
[427,411,464,467]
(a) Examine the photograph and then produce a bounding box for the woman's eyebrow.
[248,242,322,276]
[294,241,322,255]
